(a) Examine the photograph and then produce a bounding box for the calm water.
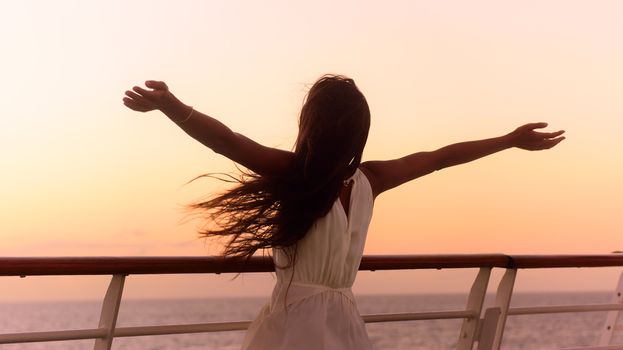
[1,293,622,349]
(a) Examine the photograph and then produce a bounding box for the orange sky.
[1,0,622,300]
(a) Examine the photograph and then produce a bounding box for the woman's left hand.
[507,122,566,151]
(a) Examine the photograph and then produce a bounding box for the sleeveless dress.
[241,168,375,350]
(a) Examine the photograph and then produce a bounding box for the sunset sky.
[1,0,622,301]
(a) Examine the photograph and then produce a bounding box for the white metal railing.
[1,255,623,349]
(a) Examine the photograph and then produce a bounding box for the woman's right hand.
[123,80,172,112]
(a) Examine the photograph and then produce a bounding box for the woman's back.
[241,168,375,350]
[273,168,374,288]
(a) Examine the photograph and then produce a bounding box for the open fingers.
[125,90,144,100]
[124,90,153,110]
[537,136,566,150]
[535,130,565,139]
[124,82,166,112]
[123,90,155,111]
[132,85,151,96]
[123,97,143,111]
[545,136,565,149]
[123,97,151,112]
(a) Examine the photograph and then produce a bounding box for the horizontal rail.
[0,310,477,344]
[562,346,623,350]
[0,329,107,344]
[0,254,510,276]
[359,254,509,270]
[508,304,623,316]
[511,255,623,269]
[114,321,252,337]
[2,254,623,276]
[362,310,477,322]
[0,256,276,276]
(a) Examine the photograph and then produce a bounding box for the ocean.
[1,293,621,349]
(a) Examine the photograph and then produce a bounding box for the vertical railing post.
[93,274,125,350]
[476,307,501,350]
[599,271,623,346]
[457,268,492,350]
[478,268,516,350]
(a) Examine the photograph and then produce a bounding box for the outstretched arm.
[123,81,294,176]
[361,123,565,197]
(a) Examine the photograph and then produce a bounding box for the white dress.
[241,168,375,350]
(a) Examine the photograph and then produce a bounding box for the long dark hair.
[191,75,370,265]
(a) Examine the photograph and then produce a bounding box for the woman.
[123,75,564,349]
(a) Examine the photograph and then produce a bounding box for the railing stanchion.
[476,307,501,350]
[599,271,623,346]
[457,267,491,350]
[488,268,516,350]
[94,274,125,350]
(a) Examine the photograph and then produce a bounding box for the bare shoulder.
[359,162,383,198]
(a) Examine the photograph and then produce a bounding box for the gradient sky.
[1,0,622,301]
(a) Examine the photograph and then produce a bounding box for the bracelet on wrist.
[177,106,194,124]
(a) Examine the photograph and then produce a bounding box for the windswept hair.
[190,75,370,266]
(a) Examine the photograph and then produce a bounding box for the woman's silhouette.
[124,75,564,349]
